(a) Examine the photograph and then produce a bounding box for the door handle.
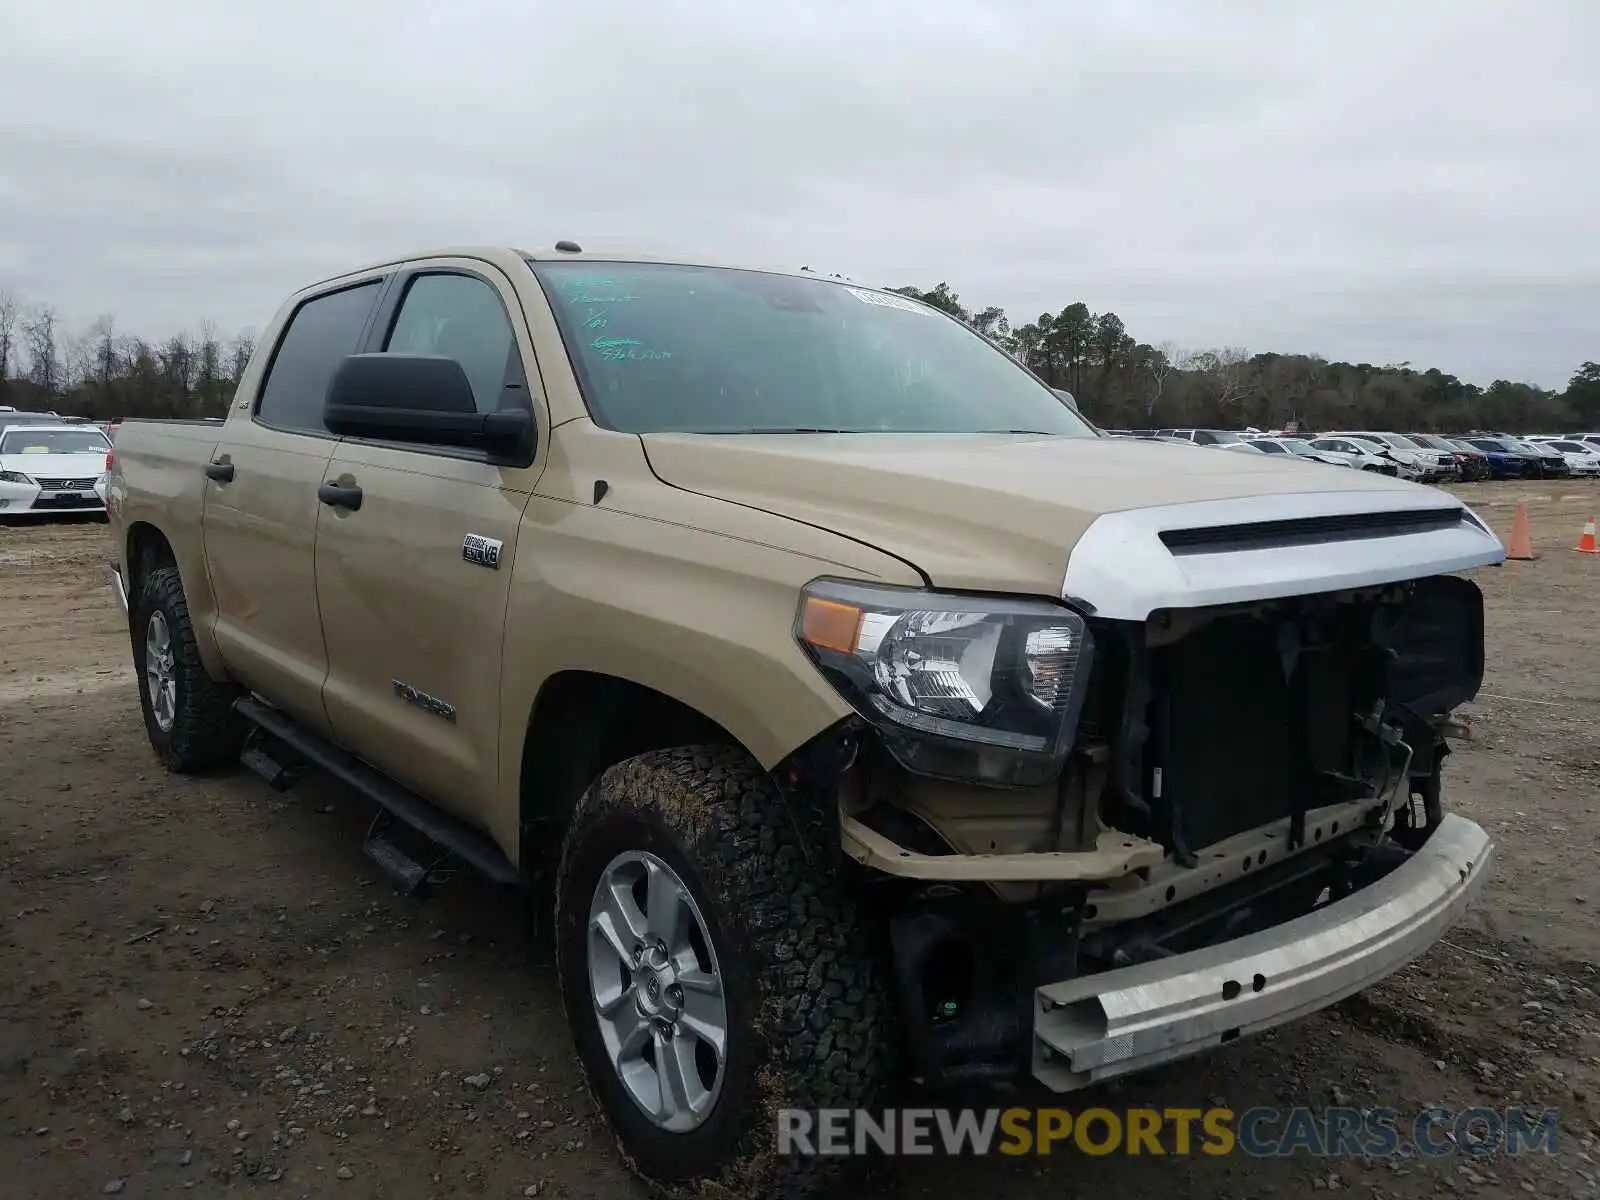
[204,459,235,483]
[318,482,363,511]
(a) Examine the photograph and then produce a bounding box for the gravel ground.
[3,484,1599,1199]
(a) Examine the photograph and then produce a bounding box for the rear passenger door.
[313,260,547,827]
[203,278,387,733]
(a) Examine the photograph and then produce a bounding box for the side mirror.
[323,354,535,463]
[1050,387,1079,412]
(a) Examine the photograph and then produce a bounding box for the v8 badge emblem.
[461,534,503,570]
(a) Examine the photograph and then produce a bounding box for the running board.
[233,696,519,887]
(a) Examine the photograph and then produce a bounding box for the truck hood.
[640,432,1490,601]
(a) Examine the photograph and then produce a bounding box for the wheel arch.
[515,670,752,887]
[126,520,177,588]
[123,519,230,680]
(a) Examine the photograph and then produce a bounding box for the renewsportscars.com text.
[776,1105,1560,1159]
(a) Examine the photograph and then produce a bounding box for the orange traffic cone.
[1506,501,1536,560]
[1576,516,1599,555]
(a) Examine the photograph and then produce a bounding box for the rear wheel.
[554,745,891,1198]
[131,565,244,772]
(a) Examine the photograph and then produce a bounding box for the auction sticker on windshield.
[845,287,930,314]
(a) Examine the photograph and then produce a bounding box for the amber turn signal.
[800,596,864,654]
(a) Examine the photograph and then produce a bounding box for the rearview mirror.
[323,353,535,463]
[1050,387,1079,412]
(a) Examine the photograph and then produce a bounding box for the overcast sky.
[1,0,1594,387]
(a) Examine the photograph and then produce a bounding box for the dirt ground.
[3,484,1599,1199]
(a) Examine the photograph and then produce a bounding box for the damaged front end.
[782,552,1496,1091]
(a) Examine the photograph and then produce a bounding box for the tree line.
[0,289,253,421]
[888,282,1600,434]
[2,282,1596,433]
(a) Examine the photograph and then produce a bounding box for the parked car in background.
[1245,437,1354,468]
[1462,433,1556,477]
[1527,438,1600,477]
[1507,437,1570,478]
[1457,437,1539,479]
[1320,432,1457,482]
[1478,435,1568,478]
[0,423,113,519]
[0,408,70,437]
[1409,434,1490,481]
[1154,428,1247,447]
[1305,436,1405,475]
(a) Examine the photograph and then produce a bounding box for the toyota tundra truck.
[106,246,1503,1197]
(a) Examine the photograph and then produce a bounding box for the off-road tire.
[131,565,244,772]
[554,745,892,1199]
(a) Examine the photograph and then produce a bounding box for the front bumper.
[1032,813,1492,1091]
[0,476,108,516]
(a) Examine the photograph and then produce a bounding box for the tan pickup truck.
[107,245,1504,1196]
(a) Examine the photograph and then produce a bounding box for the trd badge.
[462,534,503,569]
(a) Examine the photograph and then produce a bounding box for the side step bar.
[363,829,433,896]
[241,728,299,791]
[233,696,519,888]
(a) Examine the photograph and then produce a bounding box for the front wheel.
[130,565,244,772]
[554,746,892,1198]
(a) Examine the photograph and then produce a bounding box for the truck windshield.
[531,261,1099,436]
[0,428,110,455]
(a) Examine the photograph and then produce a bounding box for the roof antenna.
[554,239,582,253]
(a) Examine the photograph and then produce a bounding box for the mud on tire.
[554,745,892,1199]
[131,565,244,772]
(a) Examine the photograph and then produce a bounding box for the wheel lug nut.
[666,985,683,1005]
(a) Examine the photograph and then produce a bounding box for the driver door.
[313,260,548,827]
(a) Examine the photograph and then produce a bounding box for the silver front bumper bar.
[110,563,129,616]
[1033,813,1493,1091]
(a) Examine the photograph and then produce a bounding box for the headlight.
[0,470,33,485]
[794,579,1095,787]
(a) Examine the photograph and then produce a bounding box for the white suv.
[1319,431,1456,481]
[1527,437,1600,476]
